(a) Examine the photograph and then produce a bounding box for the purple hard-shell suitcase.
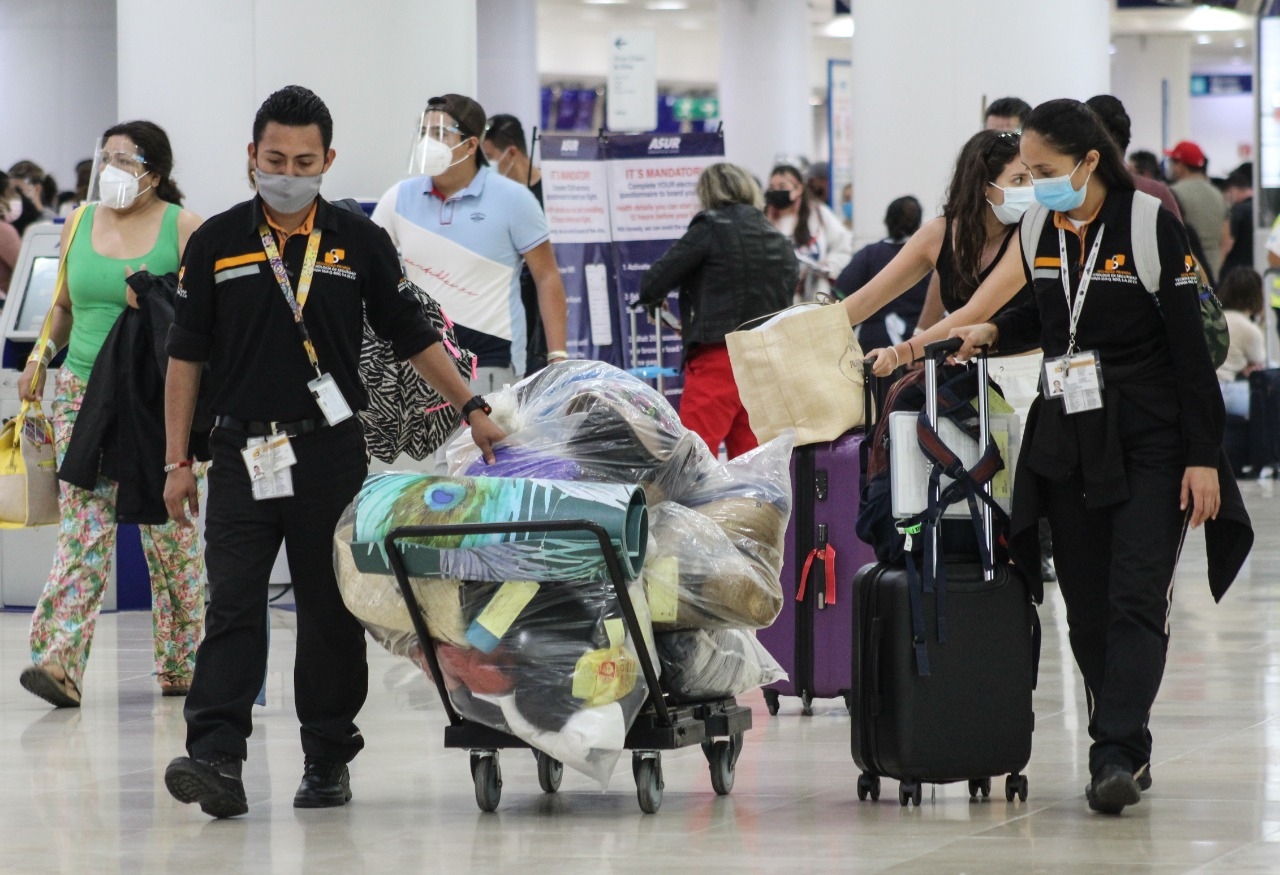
[758,365,888,715]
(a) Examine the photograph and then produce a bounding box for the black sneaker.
[293,758,352,808]
[165,753,248,819]
[1086,763,1142,815]
[1135,764,1153,792]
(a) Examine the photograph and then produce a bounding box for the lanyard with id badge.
[246,224,354,500]
[1043,223,1106,415]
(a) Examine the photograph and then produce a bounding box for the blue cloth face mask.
[1032,159,1090,212]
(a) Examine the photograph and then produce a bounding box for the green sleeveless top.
[64,202,181,380]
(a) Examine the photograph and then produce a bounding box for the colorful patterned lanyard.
[259,225,323,378]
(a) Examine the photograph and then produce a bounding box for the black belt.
[214,415,330,438]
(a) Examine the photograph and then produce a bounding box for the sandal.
[159,674,192,697]
[19,665,81,708]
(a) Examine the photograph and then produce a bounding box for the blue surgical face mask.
[1032,159,1090,212]
[841,200,853,221]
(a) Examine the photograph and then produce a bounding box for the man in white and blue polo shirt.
[372,93,568,392]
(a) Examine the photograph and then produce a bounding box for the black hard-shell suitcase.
[850,339,1039,806]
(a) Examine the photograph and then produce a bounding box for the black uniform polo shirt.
[168,196,441,422]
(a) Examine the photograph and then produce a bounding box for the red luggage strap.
[795,544,837,607]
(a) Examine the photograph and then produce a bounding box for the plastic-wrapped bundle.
[335,516,658,787]
[347,473,648,583]
[640,435,794,630]
[656,629,787,701]
[442,361,720,506]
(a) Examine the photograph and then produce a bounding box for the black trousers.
[185,420,369,763]
[1044,412,1187,778]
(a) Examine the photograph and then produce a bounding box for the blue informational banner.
[540,131,725,408]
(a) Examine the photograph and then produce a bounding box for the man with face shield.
[373,94,568,402]
[160,85,504,819]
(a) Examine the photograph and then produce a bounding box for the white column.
[849,0,1110,250]
[1111,34,1192,162]
[718,0,813,179]
[0,0,117,193]
[476,0,540,135]
[116,0,478,218]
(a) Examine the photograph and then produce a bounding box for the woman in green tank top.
[17,121,207,708]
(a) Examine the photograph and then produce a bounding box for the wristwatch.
[461,395,491,423]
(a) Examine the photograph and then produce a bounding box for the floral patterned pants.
[28,368,206,691]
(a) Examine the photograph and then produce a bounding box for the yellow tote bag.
[0,206,86,528]
[725,302,865,446]
[0,400,58,527]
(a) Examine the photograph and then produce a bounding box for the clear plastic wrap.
[641,435,794,630]
[442,361,721,506]
[335,512,656,788]
[655,629,787,702]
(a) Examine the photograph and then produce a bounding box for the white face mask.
[986,183,1036,225]
[414,136,469,177]
[99,163,151,210]
[4,198,20,223]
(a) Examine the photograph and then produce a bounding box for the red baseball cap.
[1164,141,1206,170]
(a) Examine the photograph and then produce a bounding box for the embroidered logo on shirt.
[469,212,486,222]
[1104,254,1127,271]
[324,248,346,265]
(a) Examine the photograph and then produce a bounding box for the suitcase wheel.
[1004,773,1029,803]
[764,689,780,716]
[800,690,813,716]
[898,779,922,807]
[968,778,991,800]
[857,773,881,802]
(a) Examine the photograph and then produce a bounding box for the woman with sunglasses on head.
[765,164,852,303]
[16,120,206,708]
[876,99,1251,815]
[841,130,1043,418]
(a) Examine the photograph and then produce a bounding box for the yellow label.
[992,431,1011,500]
[645,556,680,623]
[572,644,639,706]
[970,387,1014,416]
[473,581,540,642]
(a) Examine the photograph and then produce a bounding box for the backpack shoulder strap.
[1130,190,1163,294]
[1019,201,1050,276]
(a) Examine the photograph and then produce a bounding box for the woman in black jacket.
[638,162,798,458]
[898,99,1252,815]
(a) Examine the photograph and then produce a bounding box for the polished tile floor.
[4,481,1280,874]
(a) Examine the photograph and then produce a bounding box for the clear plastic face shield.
[407,110,474,177]
[87,137,153,209]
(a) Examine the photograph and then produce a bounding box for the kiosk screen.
[14,256,58,334]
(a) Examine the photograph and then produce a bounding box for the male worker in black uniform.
[160,85,504,819]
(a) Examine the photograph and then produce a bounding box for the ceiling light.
[1196,33,1213,45]
[645,1,688,9]
[1109,43,1117,55]
[823,15,854,38]
[1234,38,1247,49]
[584,0,628,5]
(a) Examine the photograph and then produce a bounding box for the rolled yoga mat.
[348,473,648,583]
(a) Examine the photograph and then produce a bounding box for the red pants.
[679,343,758,459]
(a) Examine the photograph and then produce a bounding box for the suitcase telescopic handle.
[922,338,995,578]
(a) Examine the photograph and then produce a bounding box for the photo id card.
[241,436,295,500]
[308,372,352,426]
[1058,350,1104,415]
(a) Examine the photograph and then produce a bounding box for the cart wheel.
[968,778,992,800]
[764,690,780,716]
[635,755,664,814]
[913,782,923,806]
[730,733,744,768]
[700,739,715,763]
[473,753,502,812]
[708,741,736,795]
[857,772,881,802]
[1004,773,1029,802]
[536,752,562,794]
[800,691,813,716]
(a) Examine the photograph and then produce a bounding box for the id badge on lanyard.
[1042,224,1106,415]
[259,224,352,427]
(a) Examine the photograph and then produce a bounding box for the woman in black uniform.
[900,99,1251,815]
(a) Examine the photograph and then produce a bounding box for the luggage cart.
[382,518,753,814]
[628,305,680,394]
